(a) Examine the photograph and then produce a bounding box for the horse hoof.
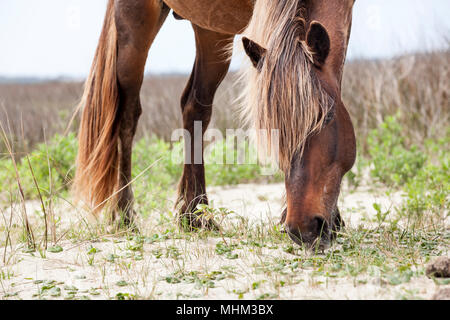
[109,209,140,234]
[106,220,140,234]
[178,213,220,232]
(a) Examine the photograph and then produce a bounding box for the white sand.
[0,182,446,300]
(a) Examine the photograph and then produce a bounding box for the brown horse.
[73,0,356,249]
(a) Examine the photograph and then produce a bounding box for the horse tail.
[72,0,119,213]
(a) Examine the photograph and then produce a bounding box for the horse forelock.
[239,0,333,174]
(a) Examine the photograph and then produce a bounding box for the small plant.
[47,245,63,253]
[0,133,77,197]
[367,115,427,186]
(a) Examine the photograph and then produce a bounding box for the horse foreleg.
[176,24,234,230]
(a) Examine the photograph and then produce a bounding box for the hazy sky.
[0,0,449,78]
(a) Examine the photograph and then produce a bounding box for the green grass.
[0,134,282,214]
[365,114,449,227]
[0,115,448,300]
[1,115,446,221]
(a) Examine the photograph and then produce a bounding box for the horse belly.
[163,0,254,34]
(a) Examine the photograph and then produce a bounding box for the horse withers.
[73,0,356,249]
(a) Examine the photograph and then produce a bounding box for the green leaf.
[48,246,63,253]
[116,280,128,287]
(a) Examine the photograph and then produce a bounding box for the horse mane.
[239,0,333,173]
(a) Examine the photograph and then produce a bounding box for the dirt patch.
[426,257,450,278]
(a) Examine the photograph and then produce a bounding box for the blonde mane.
[239,0,333,173]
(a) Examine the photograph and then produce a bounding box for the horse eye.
[324,107,335,125]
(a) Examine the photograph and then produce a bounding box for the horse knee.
[180,78,215,124]
[181,102,212,129]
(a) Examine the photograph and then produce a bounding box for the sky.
[0,0,449,79]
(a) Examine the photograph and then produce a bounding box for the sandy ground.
[0,182,447,300]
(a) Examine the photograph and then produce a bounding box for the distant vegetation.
[0,49,448,221]
[0,50,448,155]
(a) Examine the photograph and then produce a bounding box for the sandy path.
[0,183,446,300]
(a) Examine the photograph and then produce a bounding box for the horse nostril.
[285,224,303,246]
[312,216,329,237]
[286,217,330,247]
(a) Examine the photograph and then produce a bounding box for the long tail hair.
[72,0,119,212]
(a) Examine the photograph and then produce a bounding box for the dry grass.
[1,50,448,155]
[0,81,82,156]
[343,50,450,151]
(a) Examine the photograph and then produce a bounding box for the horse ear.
[306,21,330,67]
[242,37,266,69]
